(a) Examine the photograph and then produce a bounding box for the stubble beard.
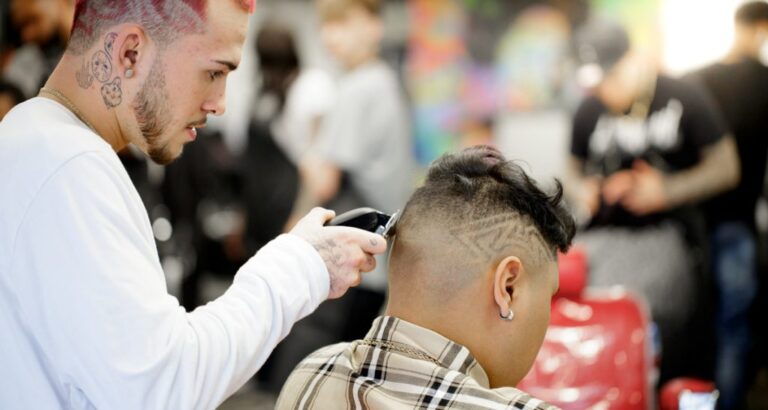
[132,56,176,165]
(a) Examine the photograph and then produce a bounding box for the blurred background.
[2,0,767,409]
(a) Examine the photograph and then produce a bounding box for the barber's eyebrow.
[212,59,238,71]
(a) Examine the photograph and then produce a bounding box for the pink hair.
[69,0,255,53]
[72,0,255,37]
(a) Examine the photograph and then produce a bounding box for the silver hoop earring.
[125,68,135,79]
[500,309,514,321]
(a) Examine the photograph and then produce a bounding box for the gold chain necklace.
[38,87,97,132]
[359,338,444,367]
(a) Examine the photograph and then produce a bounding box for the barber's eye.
[208,71,225,81]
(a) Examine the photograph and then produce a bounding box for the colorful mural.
[406,0,662,165]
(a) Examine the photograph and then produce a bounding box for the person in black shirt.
[686,3,768,408]
[565,18,740,385]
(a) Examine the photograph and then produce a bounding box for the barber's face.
[127,0,247,164]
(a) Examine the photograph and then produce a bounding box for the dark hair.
[255,24,300,114]
[396,145,575,259]
[735,1,768,25]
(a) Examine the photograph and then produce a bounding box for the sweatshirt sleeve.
[9,151,329,409]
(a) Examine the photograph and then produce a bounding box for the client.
[276,145,575,409]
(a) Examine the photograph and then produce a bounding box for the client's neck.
[385,277,514,388]
[385,292,487,359]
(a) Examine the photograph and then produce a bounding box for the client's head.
[386,145,575,388]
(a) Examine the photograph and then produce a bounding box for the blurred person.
[276,146,575,409]
[263,0,415,392]
[686,2,768,408]
[251,21,336,246]
[1,1,21,69]
[11,0,73,45]
[0,1,389,408]
[0,79,25,120]
[255,22,336,166]
[565,18,740,384]
[301,0,413,216]
[4,0,74,97]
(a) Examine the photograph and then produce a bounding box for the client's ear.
[493,256,523,318]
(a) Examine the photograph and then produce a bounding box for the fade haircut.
[390,146,575,290]
[316,0,381,22]
[67,0,256,56]
[736,1,768,25]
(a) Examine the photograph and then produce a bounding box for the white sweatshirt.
[0,98,330,409]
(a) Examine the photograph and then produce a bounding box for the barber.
[0,1,385,409]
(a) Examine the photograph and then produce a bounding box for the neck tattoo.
[38,87,97,133]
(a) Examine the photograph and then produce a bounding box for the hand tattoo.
[312,238,348,295]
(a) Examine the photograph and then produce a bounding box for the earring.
[125,68,134,79]
[500,309,514,321]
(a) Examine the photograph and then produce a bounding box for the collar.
[364,316,492,388]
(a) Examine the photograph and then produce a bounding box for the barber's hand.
[290,207,387,299]
[621,160,668,215]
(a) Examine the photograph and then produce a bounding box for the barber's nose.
[202,92,226,116]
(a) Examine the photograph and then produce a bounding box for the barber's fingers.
[302,207,336,226]
[360,253,377,273]
[343,246,377,273]
[332,226,387,255]
[327,251,377,299]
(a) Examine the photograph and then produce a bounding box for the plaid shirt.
[276,316,559,409]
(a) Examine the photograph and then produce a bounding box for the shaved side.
[448,213,554,269]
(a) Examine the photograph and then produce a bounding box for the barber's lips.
[186,122,206,141]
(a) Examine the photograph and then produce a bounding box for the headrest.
[556,247,588,298]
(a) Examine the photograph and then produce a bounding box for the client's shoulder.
[293,342,353,371]
[275,342,356,409]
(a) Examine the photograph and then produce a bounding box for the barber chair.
[517,247,653,409]
[518,248,719,410]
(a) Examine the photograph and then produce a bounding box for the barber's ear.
[493,256,522,313]
[116,28,148,77]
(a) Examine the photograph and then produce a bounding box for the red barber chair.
[518,247,653,409]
